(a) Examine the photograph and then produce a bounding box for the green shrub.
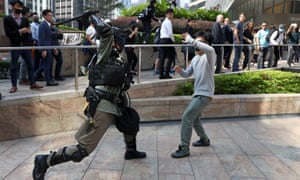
[120,0,228,21]
[0,61,11,79]
[173,70,300,95]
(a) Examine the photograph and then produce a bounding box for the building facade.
[228,0,300,25]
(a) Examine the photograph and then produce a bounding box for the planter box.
[0,78,299,141]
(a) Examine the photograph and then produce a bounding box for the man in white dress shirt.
[158,8,175,79]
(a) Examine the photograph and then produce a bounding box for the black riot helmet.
[90,15,126,52]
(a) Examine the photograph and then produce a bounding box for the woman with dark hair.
[242,21,254,70]
[286,24,299,66]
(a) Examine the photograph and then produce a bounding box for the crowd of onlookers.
[3,0,300,95]
[212,13,299,73]
[3,0,64,94]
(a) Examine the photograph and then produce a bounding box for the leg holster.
[48,144,88,166]
[84,86,101,117]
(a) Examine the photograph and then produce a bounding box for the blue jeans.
[232,46,242,72]
[181,95,211,146]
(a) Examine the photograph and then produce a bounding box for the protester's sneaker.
[125,150,147,160]
[80,66,86,76]
[32,155,49,180]
[171,145,190,158]
[192,138,210,147]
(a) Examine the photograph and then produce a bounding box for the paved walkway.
[0,115,300,179]
[0,60,300,179]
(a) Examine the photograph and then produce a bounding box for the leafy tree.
[83,0,124,19]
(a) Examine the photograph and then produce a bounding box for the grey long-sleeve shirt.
[179,35,216,97]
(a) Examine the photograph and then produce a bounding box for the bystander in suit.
[51,17,65,81]
[35,9,58,86]
[222,17,233,69]
[211,14,224,73]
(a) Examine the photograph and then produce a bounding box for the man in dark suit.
[211,14,224,74]
[3,0,43,93]
[35,9,58,86]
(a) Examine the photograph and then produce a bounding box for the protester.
[171,31,216,158]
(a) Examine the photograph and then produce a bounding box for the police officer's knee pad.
[70,144,89,162]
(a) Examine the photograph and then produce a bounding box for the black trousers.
[158,38,175,77]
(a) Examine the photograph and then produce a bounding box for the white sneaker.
[80,66,86,76]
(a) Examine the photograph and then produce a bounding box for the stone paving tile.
[249,155,300,180]
[190,154,231,180]
[1,116,300,180]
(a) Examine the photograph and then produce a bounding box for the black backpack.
[138,8,149,21]
[152,26,161,52]
[266,29,279,42]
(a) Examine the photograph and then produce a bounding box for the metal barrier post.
[185,46,189,68]
[74,48,79,90]
[137,47,142,83]
[247,45,251,70]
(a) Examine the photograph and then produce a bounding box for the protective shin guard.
[49,144,88,166]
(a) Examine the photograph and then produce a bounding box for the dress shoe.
[46,81,59,86]
[35,77,45,81]
[165,75,173,79]
[9,87,17,93]
[54,77,65,81]
[19,79,30,85]
[30,84,43,89]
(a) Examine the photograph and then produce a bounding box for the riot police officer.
[32,15,146,180]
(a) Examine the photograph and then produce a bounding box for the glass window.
[264,0,274,13]
[274,0,284,13]
[284,0,293,13]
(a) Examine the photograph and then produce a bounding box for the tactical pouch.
[84,86,101,117]
[102,64,126,87]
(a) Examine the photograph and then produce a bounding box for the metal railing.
[0,43,298,90]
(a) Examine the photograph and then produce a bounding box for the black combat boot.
[124,143,146,160]
[32,154,49,180]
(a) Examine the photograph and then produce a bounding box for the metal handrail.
[0,43,297,90]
